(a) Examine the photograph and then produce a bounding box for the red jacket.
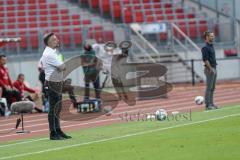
[13,80,35,95]
[0,66,13,88]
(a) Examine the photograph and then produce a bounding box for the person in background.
[82,41,101,100]
[201,31,218,110]
[0,55,22,109]
[13,73,42,113]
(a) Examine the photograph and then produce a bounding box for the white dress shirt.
[40,46,64,82]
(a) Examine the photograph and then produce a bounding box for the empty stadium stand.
[1,0,114,50]
[76,0,216,42]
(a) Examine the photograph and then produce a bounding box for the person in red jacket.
[0,55,22,108]
[13,73,37,101]
[13,73,42,113]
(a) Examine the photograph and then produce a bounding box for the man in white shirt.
[40,33,71,140]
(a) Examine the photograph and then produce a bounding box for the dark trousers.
[0,102,5,116]
[112,77,127,99]
[204,67,217,106]
[2,88,22,109]
[45,81,63,133]
[62,84,77,104]
[84,75,100,99]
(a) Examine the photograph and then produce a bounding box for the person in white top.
[40,33,71,140]
[92,42,129,100]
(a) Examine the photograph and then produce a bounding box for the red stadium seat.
[133,5,141,10]
[50,16,59,21]
[17,0,26,5]
[50,10,58,15]
[28,5,37,10]
[39,17,48,22]
[155,10,163,15]
[145,10,153,15]
[7,6,15,11]
[154,4,161,9]
[142,0,150,3]
[132,0,140,4]
[62,21,71,26]
[39,10,48,15]
[39,4,47,10]
[176,14,184,19]
[49,4,58,9]
[199,20,208,34]
[71,15,80,20]
[61,34,71,47]
[18,32,28,48]
[112,1,121,18]
[61,15,70,20]
[176,8,184,14]
[72,20,81,26]
[50,21,59,27]
[18,17,27,23]
[17,11,26,17]
[156,15,164,21]
[39,0,47,3]
[159,32,168,41]
[135,12,144,23]
[7,12,15,17]
[28,10,37,15]
[40,22,48,28]
[146,16,155,23]
[144,4,151,10]
[103,31,114,42]
[73,34,82,45]
[0,25,4,30]
[28,0,36,4]
[7,18,16,23]
[101,0,110,13]
[123,0,130,4]
[28,17,37,22]
[7,0,15,5]
[82,19,91,25]
[29,31,39,48]
[0,18,4,24]
[123,7,133,23]
[165,9,173,14]
[29,23,38,28]
[187,13,195,19]
[165,3,172,8]
[18,23,27,29]
[60,9,69,14]
[90,0,99,8]
[17,6,25,10]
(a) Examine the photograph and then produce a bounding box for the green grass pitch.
[1,105,240,160]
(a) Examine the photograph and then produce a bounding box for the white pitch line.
[0,112,240,160]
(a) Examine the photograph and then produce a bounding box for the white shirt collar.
[45,46,57,53]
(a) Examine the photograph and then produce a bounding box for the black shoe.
[206,106,215,110]
[50,132,65,140]
[57,130,72,139]
[212,104,219,109]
